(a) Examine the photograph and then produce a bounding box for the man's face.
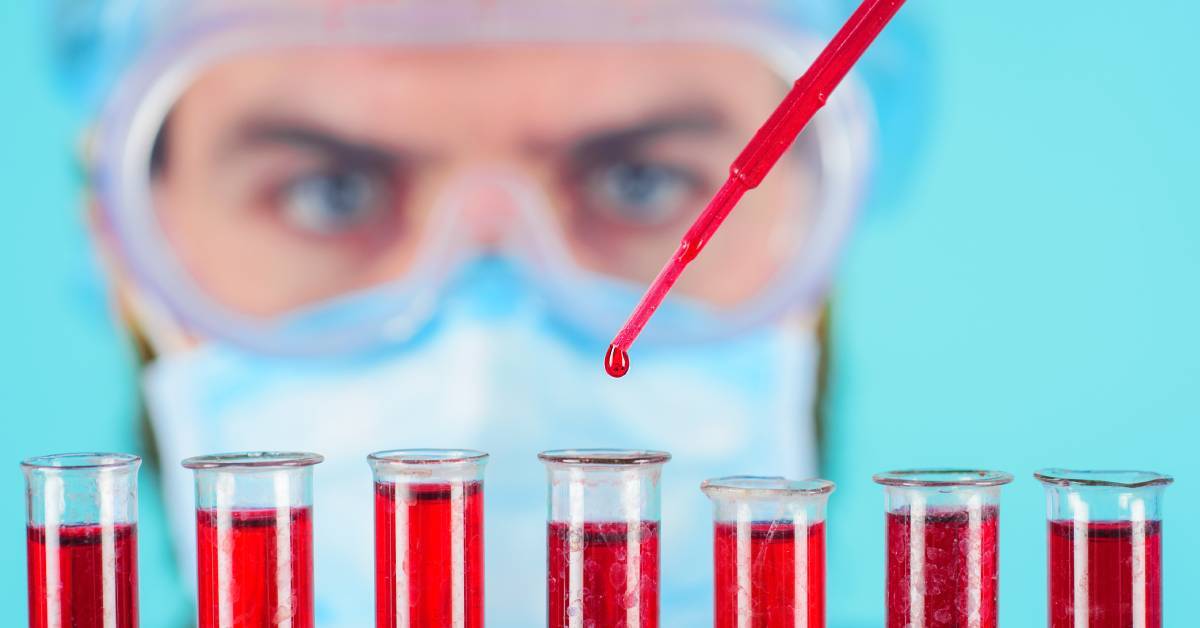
[150,44,815,318]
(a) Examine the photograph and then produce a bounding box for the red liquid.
[374,481,484,628]
[713,520,826,628]
[547,521,660,628]
[605,344,630,378]
[885,506,999,628]
[196,507,313,628]
[1048,520,1162,628]
[606,0,907,374]
[26,524,138,628]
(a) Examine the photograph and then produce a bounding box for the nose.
[459,179,522,249]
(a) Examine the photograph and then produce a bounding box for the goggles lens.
[107,26,865,351]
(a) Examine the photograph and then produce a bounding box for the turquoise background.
[1,2,192,625]
[1,1,1196,626]
[825,2,1200,626]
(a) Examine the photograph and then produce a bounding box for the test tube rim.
[181,450,324,469]
[701,475,834,498]
[872,468,1013,487]
[21,452,141,472]
[368,448,489,466]
[538,448,671,466]
[1033,468,1174,489]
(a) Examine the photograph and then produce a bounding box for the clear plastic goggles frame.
[92,2,873,355]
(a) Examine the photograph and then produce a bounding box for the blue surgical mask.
[144,260,820,628]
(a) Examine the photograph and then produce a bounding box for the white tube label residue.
[44,475,63,628]
[793,505,809,628]
[966,495,983,628]
[567,468,585,628]
[451,481,466,628]
[1070,493,1089,628]
[1131,498,1147,628]
[217,473,235,628]
[624,472,642,628]
[908,492,926,628]
[395,483,410,628]
[99,469,117,628]
[736,503,752,628]
[273,472,293,628]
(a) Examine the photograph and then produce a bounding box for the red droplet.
[604,344,630,378]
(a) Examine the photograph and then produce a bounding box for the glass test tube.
[1035,469,1172,628]
[23,453,141,628]
[182,451,323,628]
[368,449,488,628]
[874,469,1012,628]
[540,449,671,628]
[701,476,835,628]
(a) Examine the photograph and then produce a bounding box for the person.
[53,0,920,624]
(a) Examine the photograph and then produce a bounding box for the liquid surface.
[713,520,825,628]
[196,507,314,628]
[374,481,484,628]
[1048,520,1162,628]
[885,506,999,628]
[547,520,660,628]
[27,523,139,628]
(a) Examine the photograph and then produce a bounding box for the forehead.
[171,43,787,146]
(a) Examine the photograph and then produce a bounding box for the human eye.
[274,165,393,236]
[573,156,706,228]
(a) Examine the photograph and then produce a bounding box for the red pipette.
[605,0,907,378]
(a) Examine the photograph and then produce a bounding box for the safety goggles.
[93,1,872,354]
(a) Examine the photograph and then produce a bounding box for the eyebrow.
[218,110,724,167]
[565,108,729,161]
[222,120,414,170]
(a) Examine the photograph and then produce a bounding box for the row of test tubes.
[23,450,1171,627]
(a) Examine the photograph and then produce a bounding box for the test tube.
[874,469,1013,628]
[368,449,488,628]
[182,451,323,628]
[540,449,671,628]
[1035,469,1172,628]
[701,476,835,628]
[23,452,141,628]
